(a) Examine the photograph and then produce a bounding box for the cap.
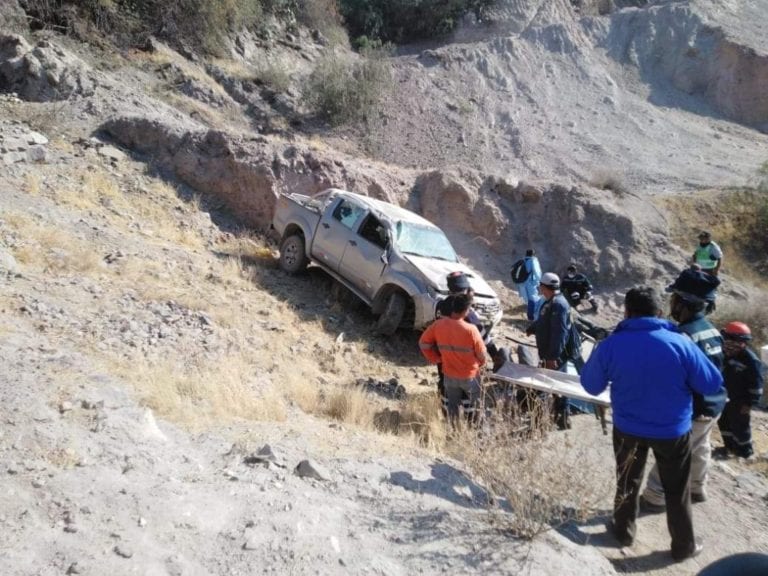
[540,272,560,289]
[721,321,752,341]
[665,268,720,302]
[698,230,711,239]
[446,271,471,293]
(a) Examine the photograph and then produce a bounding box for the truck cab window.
[358,215,388,249]
[332,199,365,230]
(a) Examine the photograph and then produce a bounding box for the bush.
[305,46,391,125]
[339,0,495,45]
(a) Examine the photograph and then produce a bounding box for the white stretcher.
[489,362,611,408]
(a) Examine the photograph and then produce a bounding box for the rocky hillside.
[1,0,768,574]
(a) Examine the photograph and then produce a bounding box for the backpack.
[510,258,530,284]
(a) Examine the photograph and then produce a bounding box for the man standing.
[692,231,723,276]
[581,286,723,562]
[526,272,573,429]
[641,269,726,510]
[420,294,486,424]
[718,321,765,459]
[516,248,542,321]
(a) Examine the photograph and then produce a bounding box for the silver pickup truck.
[272,188,503,335]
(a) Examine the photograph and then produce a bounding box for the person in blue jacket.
[581,286,723,563]
[516,248,542,321]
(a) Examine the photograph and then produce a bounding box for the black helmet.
[665,268,719,303]
[447,271,471,293]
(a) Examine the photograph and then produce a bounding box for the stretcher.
[488,362,611,408]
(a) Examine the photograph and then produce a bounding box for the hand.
[544,359,558,370]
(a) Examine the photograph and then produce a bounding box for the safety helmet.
[446,271,471,293]
[721,321,752,341]
[540,272,560,289]
[665,268,719,303]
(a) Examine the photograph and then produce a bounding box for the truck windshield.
[395,222,458,262]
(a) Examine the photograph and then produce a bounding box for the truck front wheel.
[377,291,407,335]
[279,234,308,274]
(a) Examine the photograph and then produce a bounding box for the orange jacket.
[419,317,486,379]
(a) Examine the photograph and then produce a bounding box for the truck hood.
[403,255,498,298]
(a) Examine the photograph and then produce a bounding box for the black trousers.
[718,401,753,457]
[612,427,696,559]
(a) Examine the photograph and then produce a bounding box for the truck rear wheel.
[279,234,308,274]
[377,291,406,336]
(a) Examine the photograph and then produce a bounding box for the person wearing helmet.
[525,272,575,429]
[716,321,764,459]
[561,264,599,313]
[640,269,727,512]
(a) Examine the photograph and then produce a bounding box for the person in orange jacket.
[420,293,487,424]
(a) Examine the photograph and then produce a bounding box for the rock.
[27,131,48,145]
[114,545,133,559]
[245,444,286,468]
[294,459,331,482]
[64,524,78,533]
[66,562,82,575]
[31,478,45,488]
[59,401,74,414]
[0,248,18,273]
[138,516,147,527]
[98,145,126,162]
[2,151,25,165]
[26,145,46,163]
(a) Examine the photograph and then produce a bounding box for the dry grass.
[456,397,614,538]
[3,210,102,274]
[24,173,43,196]
[116,354,287,429]
[711,294,768,348]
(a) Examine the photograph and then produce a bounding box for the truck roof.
[322,188,437,228]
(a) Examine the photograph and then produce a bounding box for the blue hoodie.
[581,317,723,439]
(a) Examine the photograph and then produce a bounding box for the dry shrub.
[323,385,377,427]
[590,170,629,197]
[395,392,447,449]
[455,396,613,539]
[712,294,768,348]
[119,354,286,429]
[24,173,43,196]
[284,377,323,414]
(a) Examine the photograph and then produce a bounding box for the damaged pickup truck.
[272,188,502,336]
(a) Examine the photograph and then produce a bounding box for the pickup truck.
[272,188,503,336]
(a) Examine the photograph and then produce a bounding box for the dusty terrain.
[2,0,768,574]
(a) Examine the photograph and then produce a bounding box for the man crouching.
[420,294,487,425]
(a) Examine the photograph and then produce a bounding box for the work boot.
[691,490,707,503]
[672,541,704,562]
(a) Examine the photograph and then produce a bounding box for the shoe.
[711,446,731,460]
[672,541,704,562]
[608,521,633,547]
[691,491,707,503]
[639,497,666,514]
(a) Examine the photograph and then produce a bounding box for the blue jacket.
[581,317,723,439]
[517,256,541,301]
[678,314,727,418]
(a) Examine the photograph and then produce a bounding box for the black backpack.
[510,258,530,284]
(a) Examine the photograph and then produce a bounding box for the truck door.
[311,197,366,272]
[339,214,389,299]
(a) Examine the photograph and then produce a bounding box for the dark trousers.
[612,428,696,559]
[718,402,753,457]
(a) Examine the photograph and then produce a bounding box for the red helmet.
[721,321,752,341]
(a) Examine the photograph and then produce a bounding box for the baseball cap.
[540,272,560,288]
